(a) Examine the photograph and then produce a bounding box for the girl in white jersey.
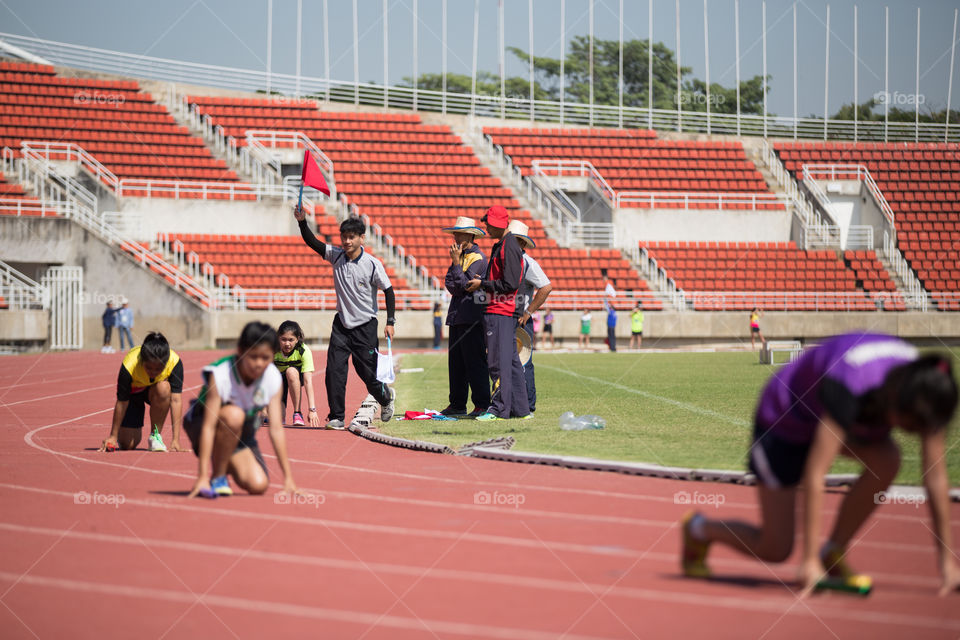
[186,322,298,499]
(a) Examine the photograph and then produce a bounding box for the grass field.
[387,350,960,485]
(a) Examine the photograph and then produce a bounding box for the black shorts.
[543,324,553,334]
[632,330,643,336]
[183,398,269,478]
[747,422,812,489]
[751,326,761,333]
[280,369,305,404]
[120,390,151,430]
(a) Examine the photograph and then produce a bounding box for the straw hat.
[515,326,533,365]
[442,216,486,236]
[506,219,536,249]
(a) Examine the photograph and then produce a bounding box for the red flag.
[300,149,330,196]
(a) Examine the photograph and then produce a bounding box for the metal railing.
[8,150,219,309]
[883,230,928,311]
[0,197,57,217]
[684,291,914,312]
[4,31,960,143]
[230,288,446,312]
[531,160,616,204]
[759,140,837,248]
[616,191,788,210]
[244,130,336,199]
[801,164,897,230]
[0,259,48,310]
[636,247,682,309]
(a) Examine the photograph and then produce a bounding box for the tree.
[831,97,960,124]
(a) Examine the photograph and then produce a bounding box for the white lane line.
[0,571,613,640]
[0,521,940,595]
[2,383,114,407]
[0,482,655,559]
[0,568,956,633]
[537,364,749,427]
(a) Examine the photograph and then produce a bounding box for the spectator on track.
[186,322,298,499]
[542,308,555,349]
[750,307,765,350]
[101,301,117,354]
[630,304,644,349]
[441,216,489,417]
[605,300,617,352]
[432,303,444,350]
[465,206,529,422]
[681,333,960,596]
[510,219,552,416]
[294,206,396,429]
[269,320,321,429]
[116,300,134,351]
[99,331,184,453]
[578,309,592,349]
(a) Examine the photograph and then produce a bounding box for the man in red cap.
[466,206,530,421]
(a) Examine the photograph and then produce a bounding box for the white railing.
[9,151,220,309]
[5,31,960,143]
[232,288,446,312]
[883,230,928,311]
[684,291,908,312]
[617,191,789,211]
[531,160,616,204]
[759,140,837,248]
[802,164,897,230]
[636,247,682,308]
[0,197,57,217]
[0,259,48,310]
[244,130,336,199]
[21,141,118,192]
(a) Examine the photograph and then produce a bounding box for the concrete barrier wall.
[614,207,792,248]
[0,311,48,341]
[0,217,212,350]
[119,197,301,238]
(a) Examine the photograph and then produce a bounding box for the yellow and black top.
[274,343,315,374]
[116,346,184,401]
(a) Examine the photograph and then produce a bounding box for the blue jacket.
[444,245,488,326]
[102,308,116,328]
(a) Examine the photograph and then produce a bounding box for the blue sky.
[2,0,959,118]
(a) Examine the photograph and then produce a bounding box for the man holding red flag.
[465,206,529,421]
[299,149,330,207]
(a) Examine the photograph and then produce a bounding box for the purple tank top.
[755,333,918,445]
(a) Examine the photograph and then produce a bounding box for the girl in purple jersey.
[681,332,959,595]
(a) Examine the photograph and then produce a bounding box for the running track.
[1,351,958,639]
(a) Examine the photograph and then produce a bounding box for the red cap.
[481,205,509,228]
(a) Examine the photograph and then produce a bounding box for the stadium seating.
[642,241,897,311]
[484,126,782,209]
[166,219,418,310]
[0,170,57,216]
[0,62,244,192]
[775,141,960,309]
[186,97,662,308]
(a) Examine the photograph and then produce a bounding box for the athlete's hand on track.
[168,439,186,452]
[798,558,826,597]
[98,436,119,452]
[187,477,211,499]
[939,559,960,596]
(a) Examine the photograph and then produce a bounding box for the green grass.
[388,350,960,485]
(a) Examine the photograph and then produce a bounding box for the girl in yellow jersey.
[271,320,321,428]
[99,332,184,452]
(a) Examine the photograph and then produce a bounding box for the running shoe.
[475,412,503,422]
[292,412,305,426]
[681,511,712,578]
[325,419,346,430]
[380,387,396,422]
[468,407,488,418]
[440,406,468,417]
[211,475,233,497]
[148,427,167,452]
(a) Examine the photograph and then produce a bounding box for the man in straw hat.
[441,216,490,417]
[509,219,552,417]
[466,206,531,421]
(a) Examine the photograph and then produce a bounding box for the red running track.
[1,351,958,639]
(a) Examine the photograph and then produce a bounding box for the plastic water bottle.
[560,412,605,431]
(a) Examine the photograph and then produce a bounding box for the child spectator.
[272,320,321,428]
